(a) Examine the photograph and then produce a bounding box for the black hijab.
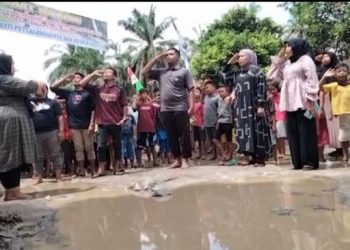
[317,51,338,80]
[0,54,35,118]
[323,51,338,69]
[286,38,312,63]
[0,54,13,75]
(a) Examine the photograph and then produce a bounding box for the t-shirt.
[217,97,232,124]
[135,102,156,133]
[192,101,204,127]
[60,102,72,140]
[86,82,128,125]
[323,82,350,115]
[204,94,219,127]
[121,114,136,136]
[31,97,62,133]
[272,92,286,121]
[152,103,166,131]
[149,65,194,112]
[51,87,94,129]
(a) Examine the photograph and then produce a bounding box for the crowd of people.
[1,37,350,201]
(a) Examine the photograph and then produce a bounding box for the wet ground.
[2,160,350,249]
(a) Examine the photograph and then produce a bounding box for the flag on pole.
[127,67,144,93]
[171,18,191,72]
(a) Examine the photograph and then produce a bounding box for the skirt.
[323,94,340,148]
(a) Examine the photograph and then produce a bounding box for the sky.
[0,1,290,81]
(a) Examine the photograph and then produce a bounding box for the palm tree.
[117,5,175,80]
[43,44,106,83]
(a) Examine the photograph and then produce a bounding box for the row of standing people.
[2,39,350,200]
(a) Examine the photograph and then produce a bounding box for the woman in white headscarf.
[222,49,272,166]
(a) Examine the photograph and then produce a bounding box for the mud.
[0,201,63,250]
[2,163,350,249]
[37,177,350,249]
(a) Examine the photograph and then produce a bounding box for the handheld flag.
[127,67,144,93]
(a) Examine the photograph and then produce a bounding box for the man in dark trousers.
[80,67,128,176]
[142,48,194,168]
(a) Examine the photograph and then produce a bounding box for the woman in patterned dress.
[222,49,272,166]
[0,53,46,201]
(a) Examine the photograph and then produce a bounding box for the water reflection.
[47,179,350,250]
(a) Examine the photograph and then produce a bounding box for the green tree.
[118,5,175,80]
[191,5,282,77]
[43,44,106,83]
[280,2,350,57]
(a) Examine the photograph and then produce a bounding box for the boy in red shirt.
[191,87,205,159]
[133,89,158,167]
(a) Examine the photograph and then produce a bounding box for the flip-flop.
[227,159,238,166]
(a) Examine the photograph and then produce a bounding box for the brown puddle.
[37,178,350,250]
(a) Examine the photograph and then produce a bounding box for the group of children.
[189,78,287,166]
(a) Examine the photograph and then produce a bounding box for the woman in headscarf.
[0,53,46,201]
[267,38,319,170]
[318,52,342,159]
[222,49,271,166]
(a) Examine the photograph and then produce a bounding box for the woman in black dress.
[222,49,271,166]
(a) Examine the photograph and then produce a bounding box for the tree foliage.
[281,2,350,58]
[43,44,105,83]
[191,6,282,77]
[118,5,175,80]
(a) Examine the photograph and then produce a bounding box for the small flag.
[127,67,144,92]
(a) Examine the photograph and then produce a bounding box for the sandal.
[227,159,238,166]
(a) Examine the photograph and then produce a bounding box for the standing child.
[321,63,350,162]
[133,89,158,167]
[213,85,234,165]
[268,80,287,159]
[191,87,206,159]
[266,87,277,164]
[153,88,172,164]
[203,79,219,161]
[31,86,64,184]
[121,109,137,168]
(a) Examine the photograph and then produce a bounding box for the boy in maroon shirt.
[132,89,159,167]
[80,67,128,176]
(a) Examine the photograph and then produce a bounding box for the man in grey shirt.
[142,48,194,168]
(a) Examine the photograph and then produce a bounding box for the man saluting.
[142,48,195,168]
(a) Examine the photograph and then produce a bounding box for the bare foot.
[181,159,190,169]
[33,179,43,185]
[169,160,181,169]
[4,192,32,202]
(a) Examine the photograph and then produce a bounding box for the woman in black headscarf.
[0,53,46,201]
[267,38,319,170]
[318,52,343,159]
